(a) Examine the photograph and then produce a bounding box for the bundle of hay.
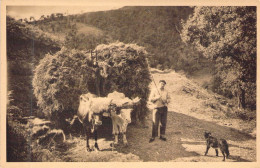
[33,47,95,118]
[94,42,151,121]
[33,42,151,130]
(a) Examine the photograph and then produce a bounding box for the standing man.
[149,80,171,143]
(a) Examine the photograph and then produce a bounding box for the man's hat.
[159,80,166,84]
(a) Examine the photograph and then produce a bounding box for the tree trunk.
[241,88,246,109]
[238,85,246,109]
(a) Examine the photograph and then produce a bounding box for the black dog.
[204,131,230,161]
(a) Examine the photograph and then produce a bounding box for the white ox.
[77,91,140,151]
[107,92,140,146]
[110,108,132,146]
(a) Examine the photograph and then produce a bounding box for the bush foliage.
[7,16,61,116]
[33,42,151,126]
[181,7,256,111]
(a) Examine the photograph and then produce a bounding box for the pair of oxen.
[77,91,140,152]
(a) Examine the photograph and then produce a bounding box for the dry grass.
[76,22,104,36]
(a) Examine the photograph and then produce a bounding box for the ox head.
[78,93,97,123]
[80,93,97,102]
[120,109,133,124]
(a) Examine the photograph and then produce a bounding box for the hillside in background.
[79,6,213,74]
[35,17,112,50]
[34,6,213,75]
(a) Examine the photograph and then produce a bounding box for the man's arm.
[149,89,160,103]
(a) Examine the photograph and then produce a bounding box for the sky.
[6,6,123,20]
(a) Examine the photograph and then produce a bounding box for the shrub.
[7,120,31,161]
[7,16,61,117]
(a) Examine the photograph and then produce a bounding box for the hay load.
[94,42,151,121]
[33,47,95,120]
[33,42,151,129]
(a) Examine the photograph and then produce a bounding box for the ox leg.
[84,124,91,152]
[111,117,119,145]
[114,133,119,145]
[122,132,128,146]
[121,123,128,146]
[110,133,119,149]
[94,129,100,151]
[110,133,119,150]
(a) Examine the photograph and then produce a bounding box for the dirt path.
[126,111,255,162]
[57,110,255,162]
[56,70,256,162]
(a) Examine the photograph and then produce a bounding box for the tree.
[30,16,35,22]
[50,13,56,21]
[40,15,45,20]
[24,18,28,23]
[181,7,256,109]
[56,13,64,20]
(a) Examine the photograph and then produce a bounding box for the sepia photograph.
[1,0,259,167]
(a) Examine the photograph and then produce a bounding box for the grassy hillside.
[80,7,212,72]
[35,19,104,38]
[34,6,213,75]
[76,22,103,36]
[35,16,112,50]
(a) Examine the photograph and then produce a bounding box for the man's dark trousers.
[152,106,168,138]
